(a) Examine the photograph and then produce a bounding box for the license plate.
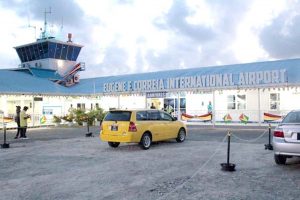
[298,133,300,140]
[111,125,118,131]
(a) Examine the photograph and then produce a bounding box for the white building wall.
[99,96,118,110]
[245,89,260,122]
[119,95,146,109]
[280,89,300,112]
[2,86,300,126]
[186,93,213,115]
[214,89,259,122]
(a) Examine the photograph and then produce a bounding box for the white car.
[273,110,300,164]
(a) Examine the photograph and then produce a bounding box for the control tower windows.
[26,46,33,61]
[20,47,28,62]
[72,47,81,61]
[55,43,62,59]
[48,42,55,58]
[16,48,24,63]
[61,44,68,60]
[67,45,74,60]
[15,42,82,63]
[40,43,48,59]
[33,45,39,60]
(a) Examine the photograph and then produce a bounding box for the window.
[283,111,300,123]
[38,43,44,59]
[160,111,173,121]
[72,47,81,61]
[180,98,186,113]
[55,43,62,59]
[148,111,160,120]
[16,48,25,62]
[67,45,74,61]
[237,95,246,109]
[22,47,29,62]
[227,95,236,109]
[61,44,68,60]
[104,111,131,121]
[136,111,148,121]
[49,42,56,58]
[25,46,32,61]
[77,103,85,111]
[29,45,35,61]
[270,93,280,110]
[33,44,40,60]
[227,94,246,110]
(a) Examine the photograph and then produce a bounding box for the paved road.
[187,125,271,144]
[1,125,300,200]
[1,125,271,145]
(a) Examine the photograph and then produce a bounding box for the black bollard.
[264,124,273,150]
[85,118,93,137]
[1,124,10,148]
[221,131,236,171]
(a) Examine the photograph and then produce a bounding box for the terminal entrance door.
[164,97,186,115]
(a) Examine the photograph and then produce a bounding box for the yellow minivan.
[100,109,187,150]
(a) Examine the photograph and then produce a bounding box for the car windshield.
[282,111,300,123]
[104,111,131,121]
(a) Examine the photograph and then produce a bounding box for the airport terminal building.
[1,29,300,126]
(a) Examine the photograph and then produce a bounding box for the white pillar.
[32,96,35,127]
[258,88,261,126]
[117,95,120,109]
[212,90,216,127]
[177,92,181,120]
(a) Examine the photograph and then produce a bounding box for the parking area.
[0,126,300,200]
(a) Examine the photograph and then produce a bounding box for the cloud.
[259,4,300,59]
[154,0,215,42]
[146,0,252,70]
[1,0,296,79]
[81,45,130,77]
[0,0,84,26]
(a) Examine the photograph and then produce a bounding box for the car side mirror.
[173,117,178,121]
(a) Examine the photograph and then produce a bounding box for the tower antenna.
[41,7,52,39]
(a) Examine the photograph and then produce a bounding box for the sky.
[0,0,300,78]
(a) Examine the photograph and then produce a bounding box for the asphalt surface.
[0,125,299,200]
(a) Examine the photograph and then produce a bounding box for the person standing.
[166,103,174,115]
[207,101,213,122]
[207,101,213,114]
[14,106,21,139]
[150,103,156,109]
[20,106,30,139]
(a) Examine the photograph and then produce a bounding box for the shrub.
[52,115,61,123]
[72,108,106,126]
[62,114,74,122]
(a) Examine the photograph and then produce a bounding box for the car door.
[159,111,177,140]
[147,110,162,141]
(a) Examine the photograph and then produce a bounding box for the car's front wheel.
[176,128,186,143]
[140,133,152,150]
[274,154,287,165]
[108,142,120,148]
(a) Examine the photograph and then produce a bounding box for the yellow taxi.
[100,109,187,150]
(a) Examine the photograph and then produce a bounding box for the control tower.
[13,9,85,87]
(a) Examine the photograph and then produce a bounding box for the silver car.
[273,110,300,164]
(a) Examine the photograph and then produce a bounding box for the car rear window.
[104,111,131,121]
[282,111,300,123]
